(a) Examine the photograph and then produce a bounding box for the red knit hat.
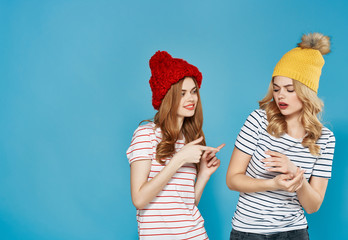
[149,51,203,110]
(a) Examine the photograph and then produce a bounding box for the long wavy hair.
[259,79,324,156]
[145,77,205,164]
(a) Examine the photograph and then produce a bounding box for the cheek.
[297,100,303,109]
[273,92,277,99]
[179,97,185,106]
[292,96,303,108]
[177,98,184,113]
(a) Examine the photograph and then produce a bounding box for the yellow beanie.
[272,33,331,93]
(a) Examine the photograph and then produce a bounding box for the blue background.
[1,0,347,239]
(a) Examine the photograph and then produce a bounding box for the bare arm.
[226,147,275,192]
[296,176,328,214]
[260,150,330,213]
[194,173,210,206]
[130,157,183,209]
[130,137,219,209]
[226,147,305,193]
[296,134,335,214]
[194,144,224,205]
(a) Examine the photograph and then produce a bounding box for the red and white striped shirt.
[127,122,208,240]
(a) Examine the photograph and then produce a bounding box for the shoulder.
[132,122,155,136]
[245,109,267,127]
[320,126,335,142]
[253,109,267,120]
[130,122,157,143]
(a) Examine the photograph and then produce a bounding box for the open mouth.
[184,104,195,110]
[279,102,288,110]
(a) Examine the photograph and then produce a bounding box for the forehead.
[181,77,196,89]
[273,76,293,86]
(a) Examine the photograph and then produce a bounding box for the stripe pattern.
[127,122,208,239]
[232,109,335,234]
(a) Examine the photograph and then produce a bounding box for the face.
[273,76,303,120]
[177,77,199,119]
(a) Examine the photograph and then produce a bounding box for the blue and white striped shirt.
[232,109,335,234]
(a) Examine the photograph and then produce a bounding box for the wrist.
[296,176,307,192]
[267,178,278,191]
[197,171,211,181]
[169,155,184,169]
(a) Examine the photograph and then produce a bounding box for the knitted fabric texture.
[272,47,324,93]
[149,51,202,110]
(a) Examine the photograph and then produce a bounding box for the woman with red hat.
[127,51,224,239]
[226,33,336,239]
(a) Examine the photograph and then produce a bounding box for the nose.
[278,88,285,100]
[187,93,194,101]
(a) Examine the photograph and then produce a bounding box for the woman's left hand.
[262,150,298,175]
[199,144,225,177]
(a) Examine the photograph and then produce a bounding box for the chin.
[278,110,287,115]
[184,113,195,118]
[184,112,195,118]
[278,108,290,115]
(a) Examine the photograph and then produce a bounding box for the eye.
[191,89,197,94]
[273,89,279,92]
[287,89,295,93]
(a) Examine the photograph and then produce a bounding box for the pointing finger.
[187,136,204,145]
[206,144,225,157]
[199,146,219,152]
[216,143,226,151]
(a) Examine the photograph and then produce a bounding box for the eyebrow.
[273,83,293,87]
[181,87,197,91]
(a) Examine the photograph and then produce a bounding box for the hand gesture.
[262,150,297,175]
[172,136,219,166]
[199,143,225,177]
[273,168,305,192]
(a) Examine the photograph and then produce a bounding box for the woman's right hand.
[172,136,219,166]
[272,168,305,192]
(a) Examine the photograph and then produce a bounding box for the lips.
[184,104,195,110]
[279,102,288,110]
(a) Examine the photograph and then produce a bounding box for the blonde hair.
[146,78,205,164]
[259,79,323,155]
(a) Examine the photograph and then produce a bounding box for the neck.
[285,114,306,139]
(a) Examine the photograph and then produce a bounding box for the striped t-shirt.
[232,109,335,234]
[126,122,208,240]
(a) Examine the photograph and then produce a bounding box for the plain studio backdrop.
[1,0,347,239]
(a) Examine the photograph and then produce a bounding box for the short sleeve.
[126,125,154,164]
[235,110,264,156]
[312,133,336,179]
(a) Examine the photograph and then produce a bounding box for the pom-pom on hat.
[272,33,331,93]
[149,51,202,110]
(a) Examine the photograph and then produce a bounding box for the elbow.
[304,204,321,214]
[132,200,146,210]
[305,208,318,214]
[132,196,148,210]
[226,180,234,191]
[226,174,238,191]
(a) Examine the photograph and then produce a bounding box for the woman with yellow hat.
[226,33,335,240]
